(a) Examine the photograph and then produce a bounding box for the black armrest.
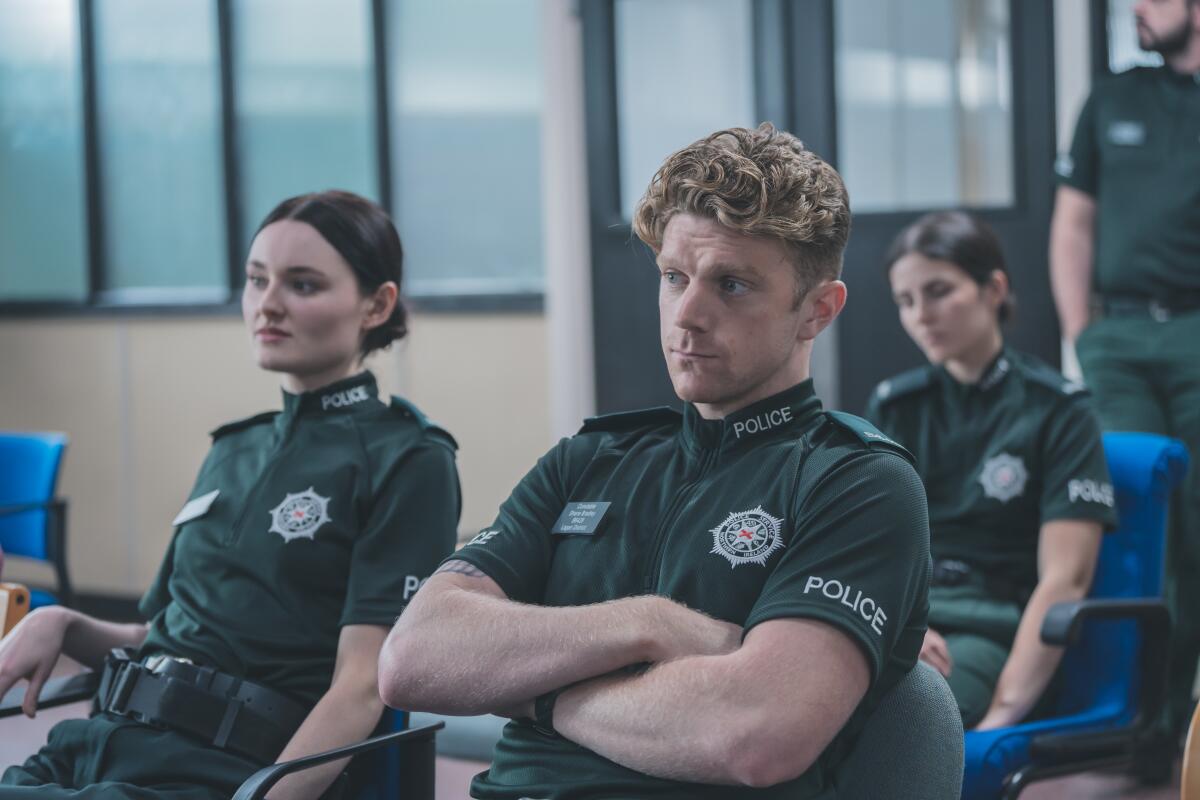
[0,500,59,518]
[231,721,445,800]
[0,671,99,719]
[1030,597,1170,764]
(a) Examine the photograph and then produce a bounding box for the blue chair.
[0,432,72,608]
[961,432,1189,799]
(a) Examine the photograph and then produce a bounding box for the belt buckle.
[1149,301,1171,322]
[143,654,193,674]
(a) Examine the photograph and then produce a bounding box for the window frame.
[0,0,544,317]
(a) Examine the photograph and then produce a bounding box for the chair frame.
[999,597,1170,798]
[0,497,73,608]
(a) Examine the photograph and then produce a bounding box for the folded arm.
[378,559,741,716]
[554,616,870,787]
[974,519,1101,730]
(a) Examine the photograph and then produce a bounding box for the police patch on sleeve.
[979,453,1028,503]
[467,528,501,546]
[709,506,785,568]
[1068,478,1114,507]
[268,487,332,542]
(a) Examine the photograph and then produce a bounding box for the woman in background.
[865,211,1115,729]
[0,190,460,799]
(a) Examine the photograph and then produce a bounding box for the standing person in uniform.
[0,190,461,799]
[866,211,1117,729]
[1050,0,1200,763]
[379,124,931,799]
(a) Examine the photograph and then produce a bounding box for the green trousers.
[928,584,1023,728]
[1076,311,1200,740]
[0,714,259,799]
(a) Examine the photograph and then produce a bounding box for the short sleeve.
[339,442,461,626]
[1057,91,1098,195]
[1038,396,1119,529]
[449,442,571,604]
[744,451,931,684]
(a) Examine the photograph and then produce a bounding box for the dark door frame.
[582,0,1059,414]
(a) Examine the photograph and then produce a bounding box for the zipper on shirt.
[642,444,719,593]
[224,413,298,545]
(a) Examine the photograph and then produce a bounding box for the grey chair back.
[835,661,964,800]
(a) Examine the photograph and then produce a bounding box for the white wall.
[0,313,550,594]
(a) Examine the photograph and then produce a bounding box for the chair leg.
[51,501,74,608]
[396,731,437,800]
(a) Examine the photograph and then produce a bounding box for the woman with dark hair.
[0,190,460,798]
[865,210,1116,729]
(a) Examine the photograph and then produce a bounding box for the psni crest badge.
[710,506,785,568]
[268,487,332,542]
[979,453,1028,503]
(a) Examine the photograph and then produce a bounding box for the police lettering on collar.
[978,357,1011,392]
[732,405,793,439]
[321,385,370,411]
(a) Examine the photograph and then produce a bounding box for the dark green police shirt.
[865,348,1117,593]
[454,381,930,800]
[1056,66,1200,296]
[138,372,460,708]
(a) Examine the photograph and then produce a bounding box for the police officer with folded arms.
[380,124,931,799]
[0,191,460,799]
[1050,0,1200,765]
[866,211,1116,730]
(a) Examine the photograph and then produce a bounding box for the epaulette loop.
[871,366,933,405]
[209,410,278,440]
[825,411,915,464]
[579,406,681,435]
[1022,365,1089,398]
[390,396,458,449]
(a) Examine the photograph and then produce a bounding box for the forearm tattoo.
[435,559,486,578]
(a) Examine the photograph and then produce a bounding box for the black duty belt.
[94,648,308,764]
[930,559,1033,606]
[1100,292,1200,321]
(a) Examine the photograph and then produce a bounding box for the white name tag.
[172,489,219,526]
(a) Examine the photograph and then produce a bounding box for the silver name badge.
[172,489,219,526]
[1108,120,1146,147]
[551,501,611,536]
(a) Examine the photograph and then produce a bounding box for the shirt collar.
[681,380,824,453]
[1160,64,1200,86]
[937,346,1012,399]
[282,371,380,417]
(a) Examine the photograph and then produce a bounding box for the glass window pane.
[615,0,756,220]
[234,0,377,247]
[0,0,87,301]
[389,0,543,297]
[94,0,225,296]
[834,0,1014,213]
[1107,0,1161,73]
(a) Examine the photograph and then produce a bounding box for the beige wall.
[0,312,550,595]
